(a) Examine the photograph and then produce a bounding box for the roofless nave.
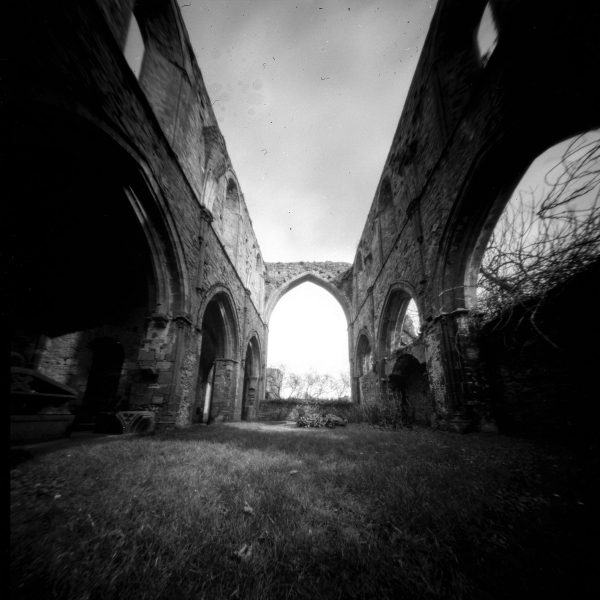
[8,0,600,439]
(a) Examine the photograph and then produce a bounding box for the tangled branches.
[477,133,600,325]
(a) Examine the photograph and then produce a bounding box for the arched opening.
[355,333,372,405]
[378,289,422,366]
[356,335,372,377]
[475,131,600,319]
[225,179,240,211]
[378,178,397,255]
[242,336,260,421]
[268,282,350,400]
[7,114,179,432]
[471,131,600,437]
[124,11,145,78]
[476,3,498,66]
[195,291,239,423]
[219,178,241,265]
[376,287,428,416]
[436,129,600,316]
[388,354,432,426]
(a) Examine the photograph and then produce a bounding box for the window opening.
[477,3,498,66]
[124,13,145,78]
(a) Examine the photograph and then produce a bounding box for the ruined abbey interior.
[8,0,600,441]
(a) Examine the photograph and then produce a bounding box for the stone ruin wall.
[10,0,600,436]
[11,0,268,428]
[349,0,600,431]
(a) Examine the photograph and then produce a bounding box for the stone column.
[133,313,171,421]
[423,309,484,432]
[167,314,194,427]
[258,322,269,415]
[347,324,357,403]
[212,357,239,421]
[244,375,259,420]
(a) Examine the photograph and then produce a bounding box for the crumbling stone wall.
[9,0,600,439]
[9,0,268,429]
[349,0,600,432]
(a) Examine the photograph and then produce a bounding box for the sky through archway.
[268,282,349,378]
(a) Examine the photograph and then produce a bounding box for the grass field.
[10,423,599,599]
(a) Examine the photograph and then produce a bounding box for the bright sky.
[502,130,600,217]
[181,0,437,262]
[267,282,349,375]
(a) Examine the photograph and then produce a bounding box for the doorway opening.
[268,282,350,400]
[242,336,260,420]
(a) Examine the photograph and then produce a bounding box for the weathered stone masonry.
[348,0,600,432]
[8,0,268,428]
[7,0,600,435]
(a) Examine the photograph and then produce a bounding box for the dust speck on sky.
[182,0,437,262]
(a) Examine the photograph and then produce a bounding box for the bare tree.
[275,365,302,400]
[273,367,350,400]
[332,371,351,398]
[477,134,600,328]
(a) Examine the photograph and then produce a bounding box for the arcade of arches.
[8,0,600,439]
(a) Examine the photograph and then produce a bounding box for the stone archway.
[430,129,600,426]
[9,109,189,429]
[241,336,261,421]
[376,284,422,370]
[264,262,353,398]
[194,289,239,424]
[388,354,432,426]
[264,262,353,324]
[374,284,425,413]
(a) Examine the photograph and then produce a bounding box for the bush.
[296,411,348,428]
[296,413,326,428]
[360,402,413,430]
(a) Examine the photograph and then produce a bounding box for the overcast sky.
[181,0,437,262]
[178,3,598,377]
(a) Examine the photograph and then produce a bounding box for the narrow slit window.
[477,3,498,66]
[124,13,145,78]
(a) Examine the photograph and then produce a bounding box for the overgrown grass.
[10,424,599,599]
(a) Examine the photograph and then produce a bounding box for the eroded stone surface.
[8,0,600,438]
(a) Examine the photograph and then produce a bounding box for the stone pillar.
[347,324,357,403]
[169,315,198,427]
[131,313,172,419]
[352,375,361,405]
[258,322,269,412]
[234,288,252,421]
[244,375,259,420]
[155,313,193,428]
[211,357,239,421]
[234,354,244,423]
[423,310,484,432]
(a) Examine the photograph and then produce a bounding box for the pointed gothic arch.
[193,286,240,424]
[377,283,422,369]
[242,334,261,421]
[264,272,351,325]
